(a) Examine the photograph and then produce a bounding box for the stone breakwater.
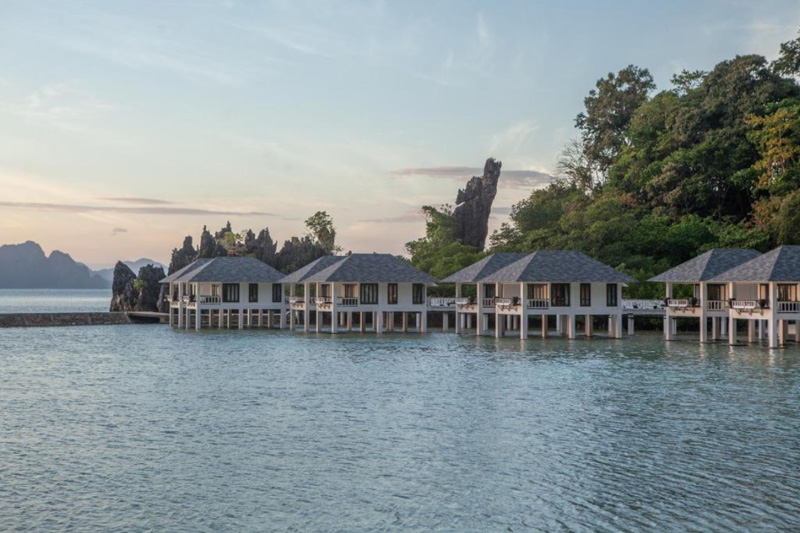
[0,312,133,328]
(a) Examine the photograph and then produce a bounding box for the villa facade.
[280,253,437,333]
[708,246,800,348]
[161,257,286,330]
[649,249,762,343]
[442,251,634,339]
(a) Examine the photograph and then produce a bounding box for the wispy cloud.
[4,81,115,132]
[111,227,128,235]
[100,197,174,205]
[0,201,271,216]
[391,166,553,188]
[489,120,537,153]
[358,209,421,224]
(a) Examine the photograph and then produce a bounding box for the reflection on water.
[1,327,798,531]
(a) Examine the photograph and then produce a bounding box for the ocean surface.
[1,317,799,532]
[0,289,111,313]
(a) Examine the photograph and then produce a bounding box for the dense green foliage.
[167,211,338,274]
[408,32,800,297]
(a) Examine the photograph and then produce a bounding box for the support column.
[541,314,548,338]
[376,311,384,334]
[566,314,576,340]
[664,282,672,340]
[443,312,449,332]
[520,313,528,340]
[721,318,728,337]
[779,319,787,346]
[628,315,634,336]
[758,319,764,340]
[711,317,719,341]
[420,312,427,333]
[767,317,779,348]
[556,315,562,335]
[699,282,708,343]
[748,320,756,343]
[466,314,472,330]
[476,283,484,336]
[728,316,737,345]
[195,308,201,330]
[454,284,462,334]
[585,314,592,338]
[402,312,408,333]
[238,309,244,330]
[614,314,623,339]
[186,309,191,330]
[495,311,503,338]
[347,312,353,332]
[359,312,365,333]
[795,320,800,344]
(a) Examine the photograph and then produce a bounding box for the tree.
[305,211,341,254]
[773,30,800,77]
[575,65,656,173]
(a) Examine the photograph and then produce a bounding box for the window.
[759,284,770,302]
[527,284,547,300]
[222,283,240,303]
[551,284,570,307]
[360,283,378,304]
[580,283,591,306]
[708,284,726,301]
[320,284,331,298]
[484,284,496,298]
[778,284,797,302]
[344,284,357,298]
[388,283,398,304]
[412,284,425,305]
[248,283,259,303]
[272,283,282,303]
[606,283,618,307]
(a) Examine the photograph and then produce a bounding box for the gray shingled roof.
[479,250,635,283]
[160,257,284,283]
[281,253,437,283]
[440,253,528,283]
[649,249,762,283]
[708,246,800,282]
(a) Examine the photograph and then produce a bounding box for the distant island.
[0,241,164,289]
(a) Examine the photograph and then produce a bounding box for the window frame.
[580,283,591,307]
[222,283,240,303]
[360,283,378,305]
[551,283,570,307]
[248,283,259,303]
[387,283,398,305]
[412,283,425,305]
[272,283,282,303]
[606,283,618,307]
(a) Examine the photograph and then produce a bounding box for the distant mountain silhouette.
[0,241,109,289]
[93,258,167,284]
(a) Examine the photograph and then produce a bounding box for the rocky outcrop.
[453,158,501,249]
[109,261,166,312]
[0,241,109,288]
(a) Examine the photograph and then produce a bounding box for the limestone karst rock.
[452,158,501,249]
[109,261,166,312]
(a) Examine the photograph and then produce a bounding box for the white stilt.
[728,316,737,345]
[402,312,408,333]
[541,314,548,338]
[628,315,634,336]
[567,315,576,340]
[586,315,593,337]
[748,320,755,343]
[443,312,449,332]
[520,313,528,339]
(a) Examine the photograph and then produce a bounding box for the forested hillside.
[408,31,800,296]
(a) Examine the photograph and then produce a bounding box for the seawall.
[0,312,134,328]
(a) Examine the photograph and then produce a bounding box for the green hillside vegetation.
[408,31,800,298]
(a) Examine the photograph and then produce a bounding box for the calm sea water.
[1,323,798,532]
[0,289,111,313]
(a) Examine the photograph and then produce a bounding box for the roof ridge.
[767,246,785,281]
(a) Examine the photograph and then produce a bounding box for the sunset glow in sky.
[1,1,798,267]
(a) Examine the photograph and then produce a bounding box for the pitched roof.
[160,257,284,283]
[480,250,635,283]
[708,246,800,282]
[649,249,762,283]
[281,253,437,283]
[440,253,528,283]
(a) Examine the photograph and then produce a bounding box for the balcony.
[495,297,515,310]
[337,297,359,307]
[314,297,333,307]
[706,300,727,311]
[667,298,691,309]
[429,298,456,308]
[778,301,800,313]
[527,298,550,309]
[482,297,496,308]
[622,299,664,310]
[731,300,761,311]
[198,295,221,305]
[288,296,306,309]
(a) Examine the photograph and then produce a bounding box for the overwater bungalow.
[442,251,634,339]
[649,249,761,343]
[708,245,800,348]
[161,257,286,330]
[280,253,437,333]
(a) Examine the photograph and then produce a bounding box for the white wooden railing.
[337,297,358,307]
[706,300,727,311]
[495,297,514,310]
[778,301,800,313]
[199,295,221,304]
[622,299,664,310]
[527,298,550,309]
[455,297,472,306]
[731,300,758,310]
[667,299,690,308]
[482,298,496,308]
[429,298,456,308]
[288,296,304,303]
[315,297,332,306]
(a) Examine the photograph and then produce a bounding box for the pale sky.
[1,1,798,268]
